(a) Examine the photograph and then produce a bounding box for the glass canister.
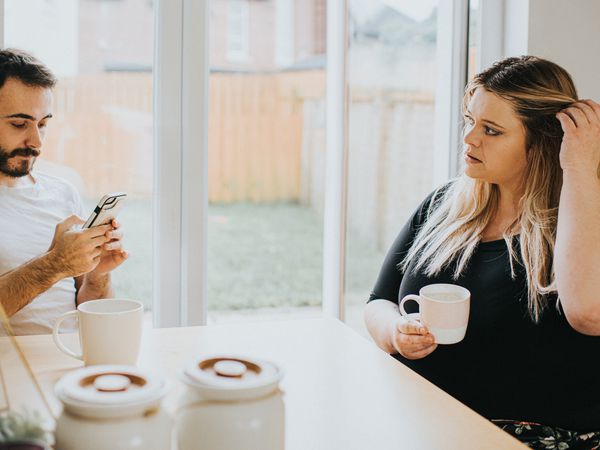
[54,365,171,450]
[176,355,285,450]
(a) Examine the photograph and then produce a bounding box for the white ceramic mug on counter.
[52,298,144,366]
[54,365,171,450]
[399,284,471,345]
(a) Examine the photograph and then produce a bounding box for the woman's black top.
[368,188,600,431]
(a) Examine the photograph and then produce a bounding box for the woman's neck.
[496,185,522,219]
[481,183,523,242]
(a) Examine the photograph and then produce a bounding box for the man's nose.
[25,126,43,149]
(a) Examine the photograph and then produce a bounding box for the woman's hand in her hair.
[391,317,438,360]
[556,99,600,176]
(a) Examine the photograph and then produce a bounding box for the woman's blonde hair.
[401,55,578,322]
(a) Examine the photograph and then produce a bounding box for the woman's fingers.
[572,101,598,124]
[406,343,439,360]
[579,99,600,122]
[563,106,589,127]
[556,111,576,132]
[398,331,435,346]
[397,317,428,335]
[393,331,437,358]
[393,317,437,359]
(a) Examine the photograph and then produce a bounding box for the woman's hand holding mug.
[393,283,471,359]
[391,316,438,360]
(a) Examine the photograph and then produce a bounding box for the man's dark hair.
[0,48,57,89]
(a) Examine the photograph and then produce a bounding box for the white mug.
[399,284,470,345]
[52,299,144,366]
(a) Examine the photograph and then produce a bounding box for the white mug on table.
[52,298,144,366]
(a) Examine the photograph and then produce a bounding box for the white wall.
[503,0,600,99]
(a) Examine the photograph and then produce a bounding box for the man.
[0,48,128,335]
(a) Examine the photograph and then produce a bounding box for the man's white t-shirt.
[0,171,83,335]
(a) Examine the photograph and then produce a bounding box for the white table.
[4,318,527,449]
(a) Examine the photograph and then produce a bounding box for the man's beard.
[0,146,40,178]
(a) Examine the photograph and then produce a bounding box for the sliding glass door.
[207,0,327,323]
[1,0,471,327]
[3,0,155,313]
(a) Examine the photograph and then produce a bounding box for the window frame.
[433,0,471,185]
[0,0,4,48]
[473,0,505,73]
[154,0,209,326]
[0,0,485,326]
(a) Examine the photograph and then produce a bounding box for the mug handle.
[52,310,83,360]
[399,294,421,317]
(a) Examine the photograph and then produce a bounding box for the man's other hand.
[88,218,129,276]
[48,215,113,278]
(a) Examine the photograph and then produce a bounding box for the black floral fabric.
[492,419,600,449]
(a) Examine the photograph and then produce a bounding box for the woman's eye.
[11,123,26,129]
[485,126,500,136]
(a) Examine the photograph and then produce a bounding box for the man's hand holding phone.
[47,215,115,277]
[91,218,128,276]
[47,192,129,278]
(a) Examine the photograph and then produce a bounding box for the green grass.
[90,199,385,311]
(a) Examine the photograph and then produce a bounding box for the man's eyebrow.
[1,113,53,120]
[464,111,506,130]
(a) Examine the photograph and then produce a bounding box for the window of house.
[227,0,250,62]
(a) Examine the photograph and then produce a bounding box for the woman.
[364,56,600,449]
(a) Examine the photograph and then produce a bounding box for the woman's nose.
[463,125,481,147]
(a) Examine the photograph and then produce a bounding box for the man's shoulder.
[33,171,81,199]
[33,170,72,186]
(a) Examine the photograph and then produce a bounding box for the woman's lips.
[464,153,482,164]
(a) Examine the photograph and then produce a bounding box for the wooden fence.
[42,71,438,253]
[42,71,325,202]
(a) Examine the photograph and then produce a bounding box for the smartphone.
[83,192,127,228]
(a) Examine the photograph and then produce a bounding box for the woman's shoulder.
[412,179,457,225]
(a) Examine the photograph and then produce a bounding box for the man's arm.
[0,253,67,317]
[0,215,111,318]
[75,273,114,304]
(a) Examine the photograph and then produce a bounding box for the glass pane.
[4,0,154,311]
[207,0,326,323]
[345,0,440,337]
[468,0,479,80]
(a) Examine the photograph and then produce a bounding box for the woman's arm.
[365,300,400,353]
[555,100,600,335]
[364,188,445,355]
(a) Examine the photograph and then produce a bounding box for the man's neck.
[0,172,35,188]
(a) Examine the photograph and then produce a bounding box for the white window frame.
[322,0,349,320]
[0,0,481,327]
[154,0,209,327]
[474,0,505,73]
[0,0,4,48]
[433,0,470,184]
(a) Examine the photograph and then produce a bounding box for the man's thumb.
[61,214,85,230]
